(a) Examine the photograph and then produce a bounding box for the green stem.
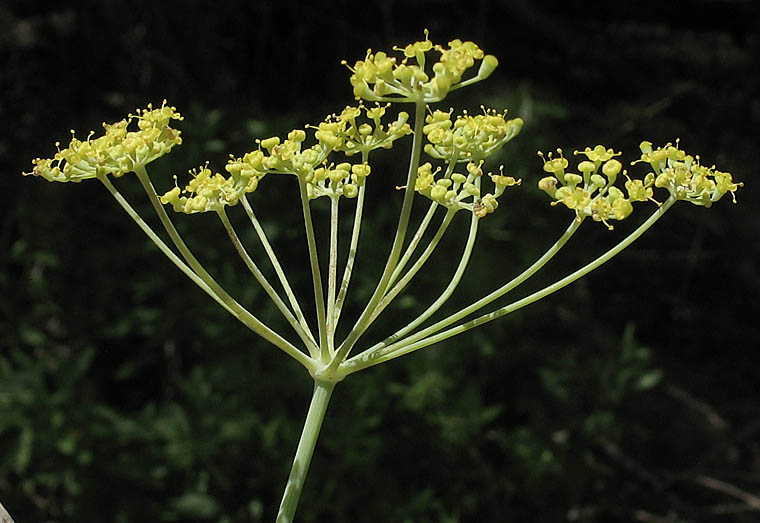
[276,380,336,523]
[326,196,340,351]
[352,217,582,364]
[242,195,315,344]
[298,177,329,361]
[368,209,456,325]
[98,175,233,315]
[331,99,427,367]
[388,201,439,288]
[217,207,320,357]
[131,167,314,370]
[386,212,479,341]
[333,183,366,325]
[346,197,675,372]
[387,159,456,289]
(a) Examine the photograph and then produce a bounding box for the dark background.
[1,1,759,522]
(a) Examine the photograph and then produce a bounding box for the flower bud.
[477,55,499,79]
[343,183,359,198]
[451,173,467,184]
[564,173,582,186]
[288,129,306,142]
[578,161,596,174]
[538,176,558,197]
[430,184,447,201]
[260,137,280,150]
[612,198,633,220]
[351,163,371,179]
[602,159,622,177]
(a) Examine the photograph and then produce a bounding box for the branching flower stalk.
[25,31,742,523]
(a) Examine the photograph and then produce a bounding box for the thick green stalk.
[217,208,320,357]
[298,177,329,360]
[276,380,336,523]
[331,99,427,367]
[345,197,676,372]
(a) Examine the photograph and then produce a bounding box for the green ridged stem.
[276,380,335,523]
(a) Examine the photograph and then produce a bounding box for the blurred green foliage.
[2,1,759,522]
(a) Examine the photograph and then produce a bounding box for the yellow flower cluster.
[635,141,742,206]
[162,105,413,212]
[415,161,521,218]
[252,129,330,179]
[537,146,640,229]
[423,108,523,162]
[26,101,183,182]
[314,104,412,156]
[307,162,372,199]
[162,129,322,214]
[160,163,261,214]
[344,31,499,103]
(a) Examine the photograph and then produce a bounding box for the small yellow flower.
[538,149,569,176]
[563,173,583,187]
[611,196,634,221]
[578,161,596,174]
[398,30,434,59]
[351,163,372,185]
[260,136,281,150]
[575,145,620,164]
[490,173,520,188]
[553,186,591,211]
[590,197,613,228]
[343,184,359,198]
[473,193,500,218]
[340,106,362,121]
[624,173,657,204]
